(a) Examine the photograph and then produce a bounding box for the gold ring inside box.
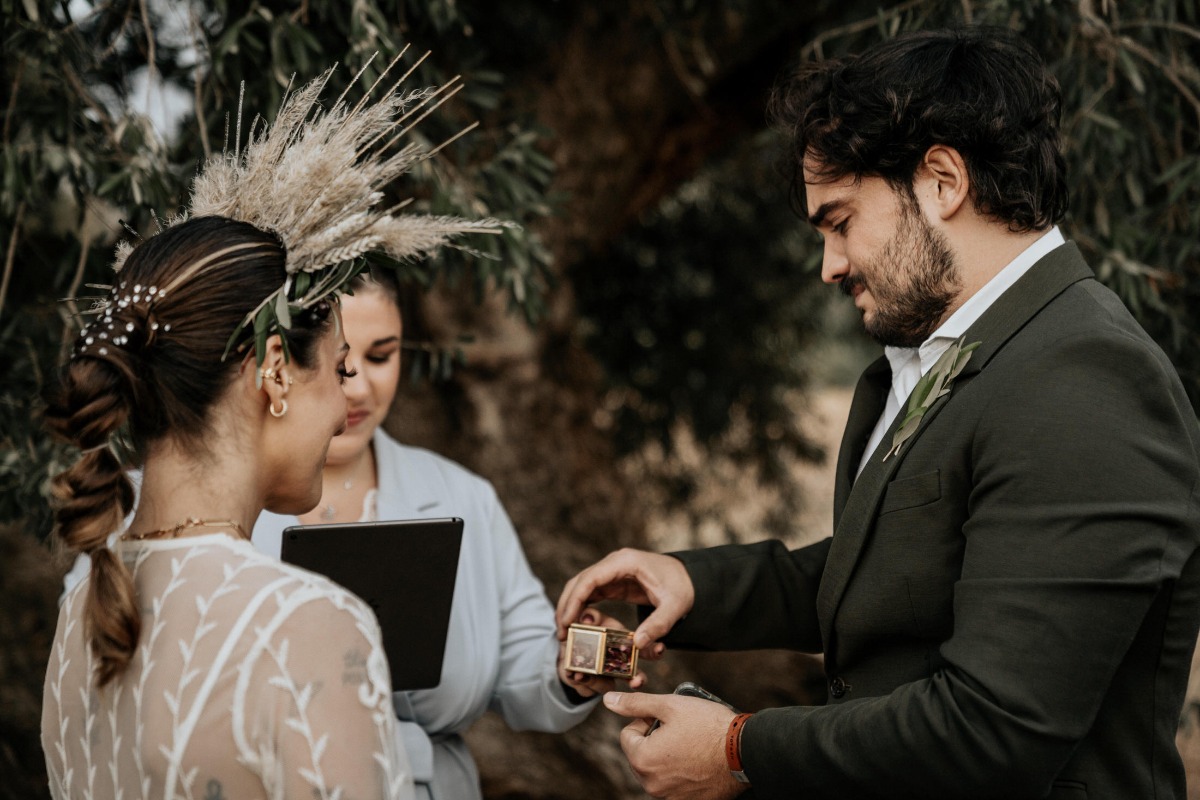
[566,623,638,680]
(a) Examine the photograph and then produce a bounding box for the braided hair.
[43,216,333,686]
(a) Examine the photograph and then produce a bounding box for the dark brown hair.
[771,27,1068,232]
[351,264,429,347]
[43,215,333,686]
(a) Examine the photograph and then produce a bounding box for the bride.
[40,61,500,800]
[41,216,411,799]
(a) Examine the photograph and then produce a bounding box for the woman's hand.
[557,608,664,697]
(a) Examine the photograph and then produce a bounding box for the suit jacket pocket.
[1048,779,1087,798]
[879,469,941,515]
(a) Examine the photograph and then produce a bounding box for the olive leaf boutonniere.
[883,337,981,461]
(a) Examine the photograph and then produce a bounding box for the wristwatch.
[725,712,754,784]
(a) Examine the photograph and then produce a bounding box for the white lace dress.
[42,533,414,800]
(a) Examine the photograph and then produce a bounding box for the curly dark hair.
[771,27,1068,232]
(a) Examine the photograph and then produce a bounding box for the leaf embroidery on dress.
[267,639,336,799]
[45,538,409,799]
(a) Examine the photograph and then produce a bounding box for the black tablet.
[281,517,464,691]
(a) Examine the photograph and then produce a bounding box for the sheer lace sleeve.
[42,538,414,800]
[237,584,414,800]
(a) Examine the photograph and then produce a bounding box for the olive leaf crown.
[90,49,511,380]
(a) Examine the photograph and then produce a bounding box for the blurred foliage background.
[2,0,1198,798]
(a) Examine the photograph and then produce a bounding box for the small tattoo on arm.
[204,779,225,800]
[343,648,368,686]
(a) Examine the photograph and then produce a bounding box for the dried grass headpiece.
[93,49,509,371]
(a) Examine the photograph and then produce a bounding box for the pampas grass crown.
[111,48,511,372]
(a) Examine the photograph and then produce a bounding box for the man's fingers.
[556,565,607,637]
[620,717,655,757]
[557,553,633,633]
[634,604,685,651]
[604,690,669,721]
[618,721,657,792]
[625,715,653,737]
[558,549,695,649]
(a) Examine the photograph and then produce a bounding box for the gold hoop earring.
[269,399,288,418]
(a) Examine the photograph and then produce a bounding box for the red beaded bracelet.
[725,712,754,784]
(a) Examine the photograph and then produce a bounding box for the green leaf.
[1156,157,1197,186]
[946,347,978,382]
[928,342,960,379]
[221,329,241,363]
[275,290,292,329]
[253,300,276,377]
[1117,49,1146,95]
[1084,111,1123,131]
[898,407,925,429]
[907,373,936,413]
[293,272,310,299]
[895,415,921,442]
[97,172,126,197]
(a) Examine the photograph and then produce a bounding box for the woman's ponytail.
[44,356,140,686]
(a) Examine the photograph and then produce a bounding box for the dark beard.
[855,206,960,348]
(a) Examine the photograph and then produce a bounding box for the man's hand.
[604,691,748,800]
[556,548,695,650]
[558,607,662,696]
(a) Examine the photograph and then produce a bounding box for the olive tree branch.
[0,202,26,325]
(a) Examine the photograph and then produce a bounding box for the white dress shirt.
[857,227,1066,477]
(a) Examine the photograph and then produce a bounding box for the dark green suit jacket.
[665,244,1200,799]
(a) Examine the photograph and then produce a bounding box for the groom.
[557,27,1200,800]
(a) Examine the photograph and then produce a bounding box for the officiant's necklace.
[318,450,375,521]
[320,477,355,521]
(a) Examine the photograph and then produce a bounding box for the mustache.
[839,275,864,298]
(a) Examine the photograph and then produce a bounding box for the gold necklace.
[124,517,248,542]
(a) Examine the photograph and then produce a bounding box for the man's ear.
[918,144,971,220]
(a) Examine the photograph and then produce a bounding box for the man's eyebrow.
[808,200,846,228]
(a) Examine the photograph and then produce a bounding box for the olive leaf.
[274,288,293,330]
[883,337,980,462]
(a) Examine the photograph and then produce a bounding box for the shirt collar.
[883,344,920,384]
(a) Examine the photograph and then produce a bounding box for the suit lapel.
[833,355,890,530]
[952,242,1093,380]
[816,243,1095,659]
[817,388,950,658]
